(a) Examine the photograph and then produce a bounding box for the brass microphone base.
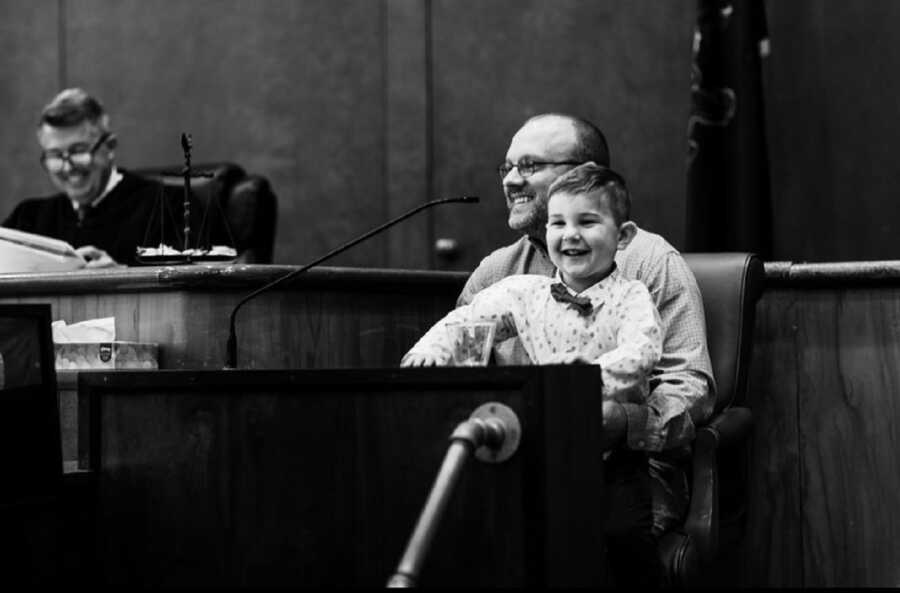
[470,402,521,464]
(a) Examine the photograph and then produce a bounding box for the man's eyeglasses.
[40,132,111,173]
[497,160,582,180]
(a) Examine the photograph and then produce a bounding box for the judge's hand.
[75,245,121,269]
[400,353,442,367]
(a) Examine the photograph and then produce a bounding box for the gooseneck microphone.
[224,195,480,369]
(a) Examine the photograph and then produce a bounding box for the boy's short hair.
[38,88,109,130]
[548,161,631,225]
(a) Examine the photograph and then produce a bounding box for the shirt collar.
[71,165,123,212]
[527,234,549,256]
[552,262,619,298]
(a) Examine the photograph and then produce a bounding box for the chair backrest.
[133,162,278,263]
[0,303,61,507]
[682,253,765,413]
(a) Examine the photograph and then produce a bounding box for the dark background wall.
[764,1,900,262]
[0,0,896,268]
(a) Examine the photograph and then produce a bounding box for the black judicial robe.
[2,170,225,266]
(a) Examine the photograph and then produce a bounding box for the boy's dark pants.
[603,449,663,588]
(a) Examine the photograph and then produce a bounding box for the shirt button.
[637,440,646,448]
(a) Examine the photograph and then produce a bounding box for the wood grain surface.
[0,264,466,466]
[83,366,606,587]
[748,285,900,587]
[7,259,900,586]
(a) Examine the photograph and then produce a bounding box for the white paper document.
[0,226,86,273]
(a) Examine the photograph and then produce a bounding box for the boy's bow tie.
[550,282,593,316]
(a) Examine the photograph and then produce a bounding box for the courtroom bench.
[0,264,467,466]
[4,258,900,586]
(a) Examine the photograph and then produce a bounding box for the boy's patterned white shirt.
[405,268,662,404]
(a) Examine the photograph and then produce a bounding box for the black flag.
[686,0,772,258]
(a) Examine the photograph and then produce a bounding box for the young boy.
[402,161,667,587]
[402,161,662,405]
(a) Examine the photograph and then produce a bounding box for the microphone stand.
[224,195,479,369]
[181,133,192,254]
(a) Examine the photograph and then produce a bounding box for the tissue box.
[55,341,159,370]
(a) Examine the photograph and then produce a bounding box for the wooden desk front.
[81,366,607,587]
[0,264,466,464]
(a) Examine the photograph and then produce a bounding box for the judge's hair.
[38,88,110,132]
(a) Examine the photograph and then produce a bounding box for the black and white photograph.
[0,0,894,588]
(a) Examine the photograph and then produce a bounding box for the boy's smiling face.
[546,189,635,293]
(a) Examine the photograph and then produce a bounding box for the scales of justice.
[134,133,238,265]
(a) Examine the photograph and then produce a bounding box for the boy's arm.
[403,279,524,366]
[595,282,663,402]
[400,308,461,367]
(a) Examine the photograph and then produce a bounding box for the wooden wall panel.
[794,290,900,587]
[429,0,694,270]
[748,284,900,586]
[64,0,387,267]
[385,0,430,269]
[10,2,900,268]
[765,0,900,261]
[744,290,804,586]
[0,1,696,271]
[0,0,62,219]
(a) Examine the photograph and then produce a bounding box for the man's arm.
[456,237,552,307]
[457,260,495,307]
[617,252,715,452]
[2,201,29,231]
[600,400,628,450]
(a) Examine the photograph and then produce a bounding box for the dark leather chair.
[133,162,278,263]
[658,252,765,587]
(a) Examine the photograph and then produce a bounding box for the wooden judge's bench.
[0,264,466,371]
[0,264,610,587]
[1,264,467,466]
[2,261,900,587]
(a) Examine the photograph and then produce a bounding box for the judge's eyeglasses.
[40,132,111,173]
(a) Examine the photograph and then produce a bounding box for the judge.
[2,88,193,267]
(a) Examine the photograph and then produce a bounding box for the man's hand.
[400,353,442,367]
[601,400,627,450]
[75,245,121,269]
